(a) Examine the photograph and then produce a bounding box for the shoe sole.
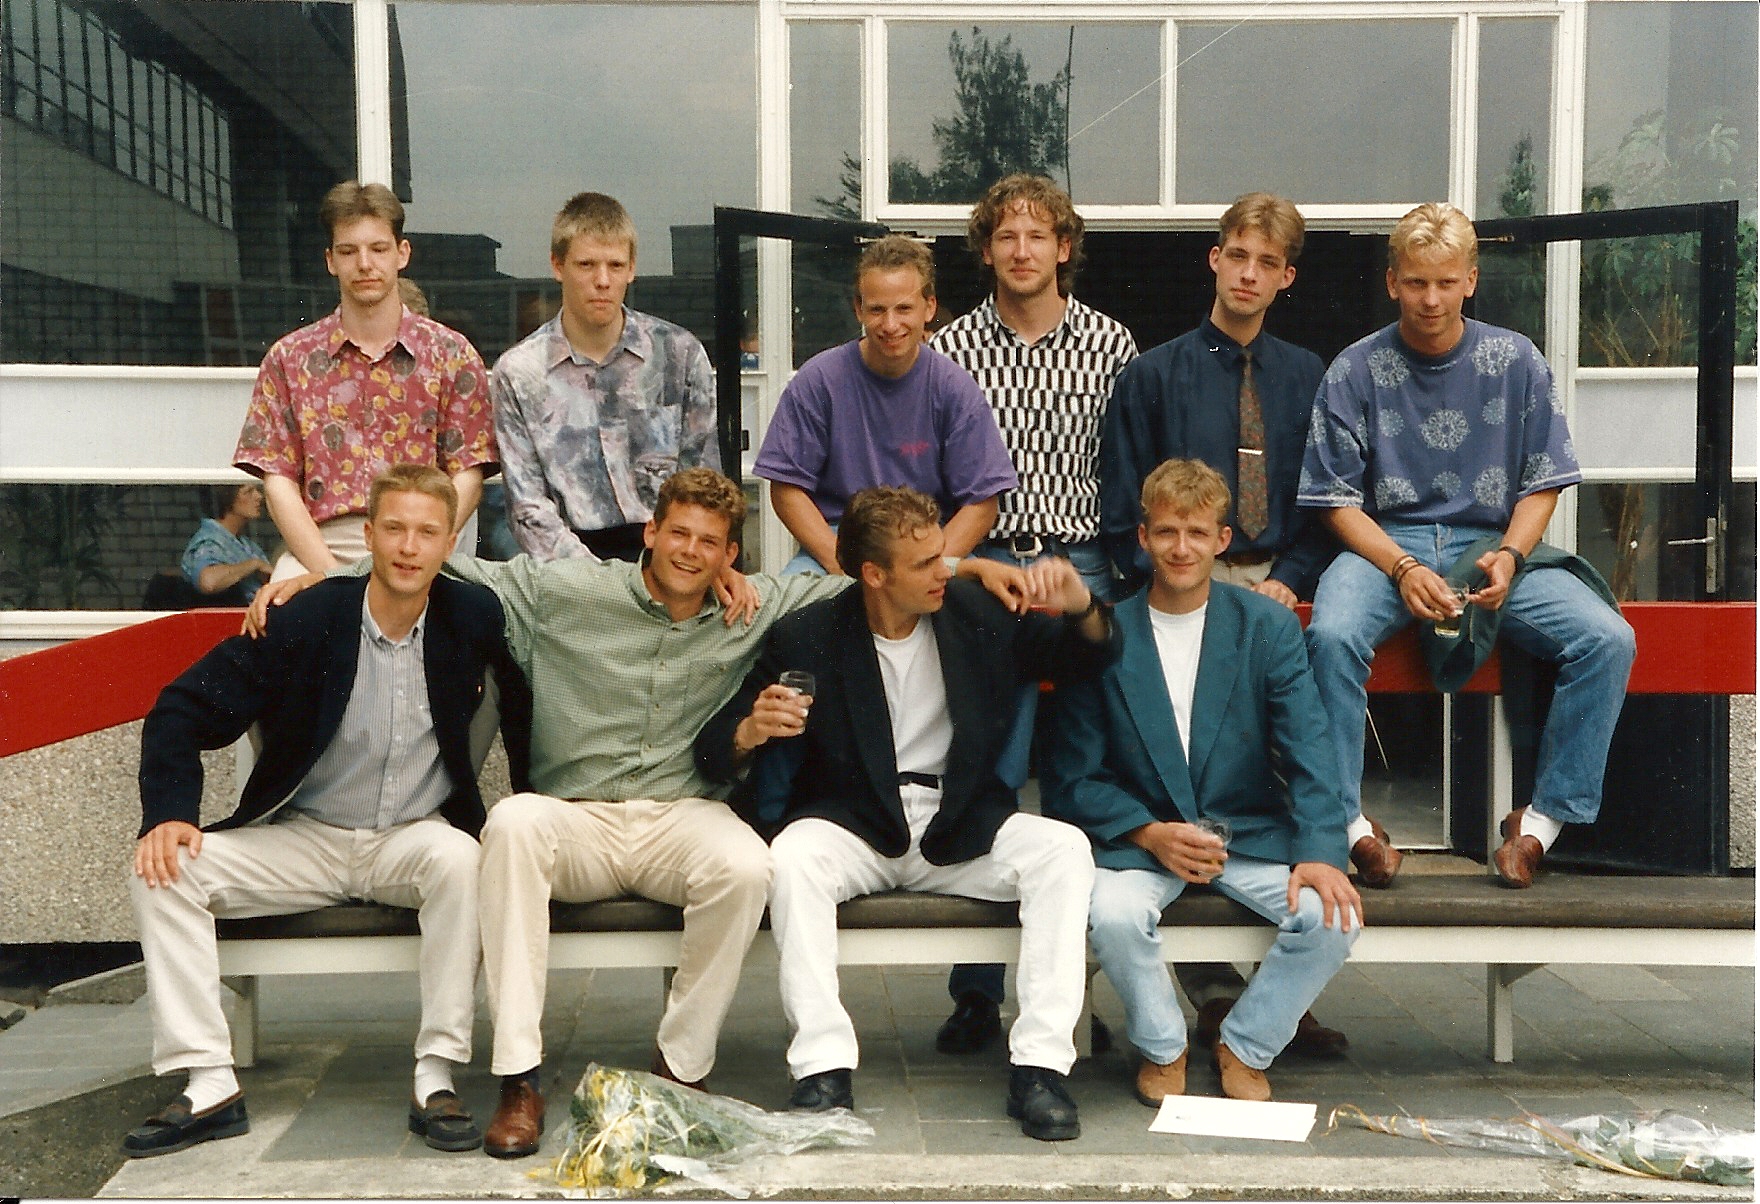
[122,1116,250,1158]
[409,1114,484,1152]
[1132,1088,1165,1109]
[1007,1101,1080,1141]
[483,1116,544,1159]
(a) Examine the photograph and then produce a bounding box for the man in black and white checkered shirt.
[927,173,1137,1059]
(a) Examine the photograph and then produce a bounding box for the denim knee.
[1088,876,1164,946]
[1282,887,1358,966]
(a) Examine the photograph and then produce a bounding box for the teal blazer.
[1043,583,1349,873]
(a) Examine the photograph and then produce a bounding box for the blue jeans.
[1088,859,1358,1070]
[1305,521,1635,826]
[951,536,1114,1007]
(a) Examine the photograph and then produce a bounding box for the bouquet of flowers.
[540,1063,873,1196]
[1329,1105,1752,1186]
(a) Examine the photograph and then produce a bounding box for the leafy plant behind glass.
[0,485,128,609]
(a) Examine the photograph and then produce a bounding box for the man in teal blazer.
[1044,459,1360,1105]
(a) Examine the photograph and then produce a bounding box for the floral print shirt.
[234,307,496,523]
[1298,319,1580,528]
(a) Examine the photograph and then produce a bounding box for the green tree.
[816,27,1071,215]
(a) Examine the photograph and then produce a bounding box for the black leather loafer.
[788,1068,854,1112]
[122,1093,250,1158]
[935,991,1002,1055]
[409,1089,483,1152]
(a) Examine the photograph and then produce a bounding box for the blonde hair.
[1388,202,1478,270]
[837,486,941,577]
[855,235,936,302]
[369,464,458,531]
[1140,459,1230,526]
[552,192,638,261]
[1218,191,1306,264]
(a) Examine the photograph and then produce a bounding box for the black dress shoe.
[122,1093,249,1158]
[788,1068,854,1111]
[408,1089,482,1152]
[1006,1065,1079,1141]
[935,991,1002,1055]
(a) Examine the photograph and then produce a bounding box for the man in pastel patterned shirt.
[490,192,719,563]
[234,181,496,580]
[1299,203,1635,889]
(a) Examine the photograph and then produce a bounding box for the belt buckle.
[1007,534,1043,561]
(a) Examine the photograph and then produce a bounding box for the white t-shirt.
[1148,602,1207,761]
[872,619,952,776]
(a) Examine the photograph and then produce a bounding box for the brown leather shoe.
[1289,1010,1350,1057]
[483,1079,544,1159]
[1133,1051,1187,1107]
[1350,816,1404,888]
[1493,808,1544,888]
[1214,1041,1272,1102]
[650,1049,706,1092]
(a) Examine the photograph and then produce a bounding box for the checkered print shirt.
[931,295,1137,542]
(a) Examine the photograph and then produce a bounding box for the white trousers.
[477,794,772,1081]
[771,790,1095,1079]
[129,813,481,1074]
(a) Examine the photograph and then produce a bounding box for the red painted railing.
[0,603,1752,760]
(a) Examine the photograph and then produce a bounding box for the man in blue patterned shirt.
[490,193,719,562]
[1299,203,1634,889]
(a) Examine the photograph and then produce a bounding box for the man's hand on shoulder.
[1252,578,1299,610]
[1130,820,1226,885]
[135,821,202,888]
[714,564,761,626]
[1288,861,1361,931]
[243,571,324,637]
[956,557,1029,613]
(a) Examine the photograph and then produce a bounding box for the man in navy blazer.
[1045,459,1359,1105]
[125,465,528,1158]
[698,486,1116,1141]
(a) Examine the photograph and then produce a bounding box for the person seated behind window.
[182,482,272,604]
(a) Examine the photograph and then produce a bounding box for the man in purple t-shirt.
[754,236,1018,574]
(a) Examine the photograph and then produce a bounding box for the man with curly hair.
[1299,202,1634,890]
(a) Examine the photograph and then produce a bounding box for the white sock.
[184,1065,239,1113]
[1519,809,1565,852]
[1345,815,1376,847]
[414,1054,455,1104]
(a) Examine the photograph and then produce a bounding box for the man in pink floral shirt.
[235,181,497,579]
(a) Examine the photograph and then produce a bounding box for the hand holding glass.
[1434,580,1473,639]
[778,670,815,699]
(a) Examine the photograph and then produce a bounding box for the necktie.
[1236,350,1268,540]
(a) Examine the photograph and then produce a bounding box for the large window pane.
[793,21,861,221]
[1477,19,1552,219]
[1,0,356,365]
[886,22,1159,207]
[390,2,757,368]
[1584,1,1757,366]
[1176,20,1450,204]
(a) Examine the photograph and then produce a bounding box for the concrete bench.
[215,874,1754,1067]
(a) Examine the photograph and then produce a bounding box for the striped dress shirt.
[931,295,1138,542]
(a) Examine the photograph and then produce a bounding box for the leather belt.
[897,772,942,790]
[1219,549,1275,567]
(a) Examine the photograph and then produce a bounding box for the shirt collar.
[324,305,427,360]
[1199,315,1257,366]
[361,589,427,648]
[621,556,723,624]
[978,293,1081,347]
[544,307,652,369]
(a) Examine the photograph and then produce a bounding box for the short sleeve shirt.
[752,341,1018,524]
[180,518,269,601]
[1298,319,1580,527]
[234,307,496,523]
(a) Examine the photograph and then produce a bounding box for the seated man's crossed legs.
[772,791,1094,1141]
[127,814,482,1156]
[1088,858,1357,1105]
[476,793,771,1159]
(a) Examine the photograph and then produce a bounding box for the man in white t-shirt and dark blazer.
[1043,458,1360,1105]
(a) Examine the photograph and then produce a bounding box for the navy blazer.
[1100,319,1333,598]
[137,575,531,839]
[697,579,1119,866]
[1042,583,1347,873]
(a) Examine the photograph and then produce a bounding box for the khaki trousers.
[477,794,771,1080]
[1210,559,1273,588]
[269,514,370,581]
[129,813,481,1074]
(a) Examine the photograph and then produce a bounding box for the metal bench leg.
[1486,964,1539,1063]
[662,965,675,1005]
[224,975,260,1068]
[1488,696,1515,870]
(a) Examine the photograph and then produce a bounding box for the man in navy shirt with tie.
[1097,191,1345,1058]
